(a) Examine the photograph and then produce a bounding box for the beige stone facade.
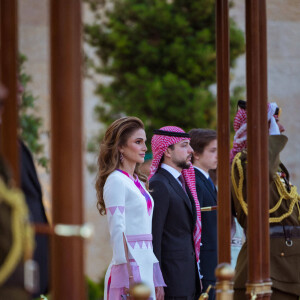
[230,0,300,185]
[18,0,111,282]
[18,0,300,282]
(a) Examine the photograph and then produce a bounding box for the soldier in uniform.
[231,100,300,300]
[0,82,34,299]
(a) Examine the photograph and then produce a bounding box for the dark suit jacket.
[194,168,217,298]
[150,168,199,297]
[20,141,49,297]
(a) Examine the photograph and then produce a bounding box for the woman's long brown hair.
[95,116,148,215]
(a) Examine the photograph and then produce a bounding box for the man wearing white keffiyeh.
[149,126,202,300]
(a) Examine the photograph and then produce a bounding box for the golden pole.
[130,283,151,300]
[215,263,235,300]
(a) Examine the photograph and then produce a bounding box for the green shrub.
[86,275,105,300]
[84,0,245,146]
[19,54,49,170]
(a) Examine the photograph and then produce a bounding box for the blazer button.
[280,252,285,257]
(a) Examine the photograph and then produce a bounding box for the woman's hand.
[155,286,165,300]
[123,287,130,297]
[123,276,135,297]
[129,275,135,289]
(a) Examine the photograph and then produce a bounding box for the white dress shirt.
[193,166,209,179]
[161,163,184,187]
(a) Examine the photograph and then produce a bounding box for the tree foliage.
[84,0,245,143]
[19,54,49,170]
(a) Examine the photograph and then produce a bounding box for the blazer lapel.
[158,168,193,214]
[195,168,217,203]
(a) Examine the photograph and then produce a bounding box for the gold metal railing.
[199,263,235,300]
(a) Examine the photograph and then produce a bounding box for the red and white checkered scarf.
[230,102,278,162]
[149,126,202,263]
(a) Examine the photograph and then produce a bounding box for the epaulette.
[0,180,34,285]
[231,152,300,223]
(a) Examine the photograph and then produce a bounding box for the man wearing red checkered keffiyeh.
[230,100,281,163]
[231,101,300,299]
[149,126,202,299]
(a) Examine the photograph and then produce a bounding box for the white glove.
[269,116,280,135]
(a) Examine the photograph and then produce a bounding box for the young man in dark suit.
[189,129,217,299]
[149,126,202,300]
[0,81,33,299]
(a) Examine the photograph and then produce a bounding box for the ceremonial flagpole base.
[130,283,151,300]
[215,263,235,300]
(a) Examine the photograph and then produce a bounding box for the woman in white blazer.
[95,116,165,300]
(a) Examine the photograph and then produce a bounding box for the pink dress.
[103,170,165,300]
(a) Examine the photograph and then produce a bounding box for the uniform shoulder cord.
[231,152,300,223]
[0,179,34,285]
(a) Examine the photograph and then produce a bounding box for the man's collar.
[161,163,181,180]
[194,166,209,179]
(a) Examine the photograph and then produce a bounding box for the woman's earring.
[120,152,124,163]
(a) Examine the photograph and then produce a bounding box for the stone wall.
[230,0,300,185]
[18,0,300,282]
[18,0,111,282]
